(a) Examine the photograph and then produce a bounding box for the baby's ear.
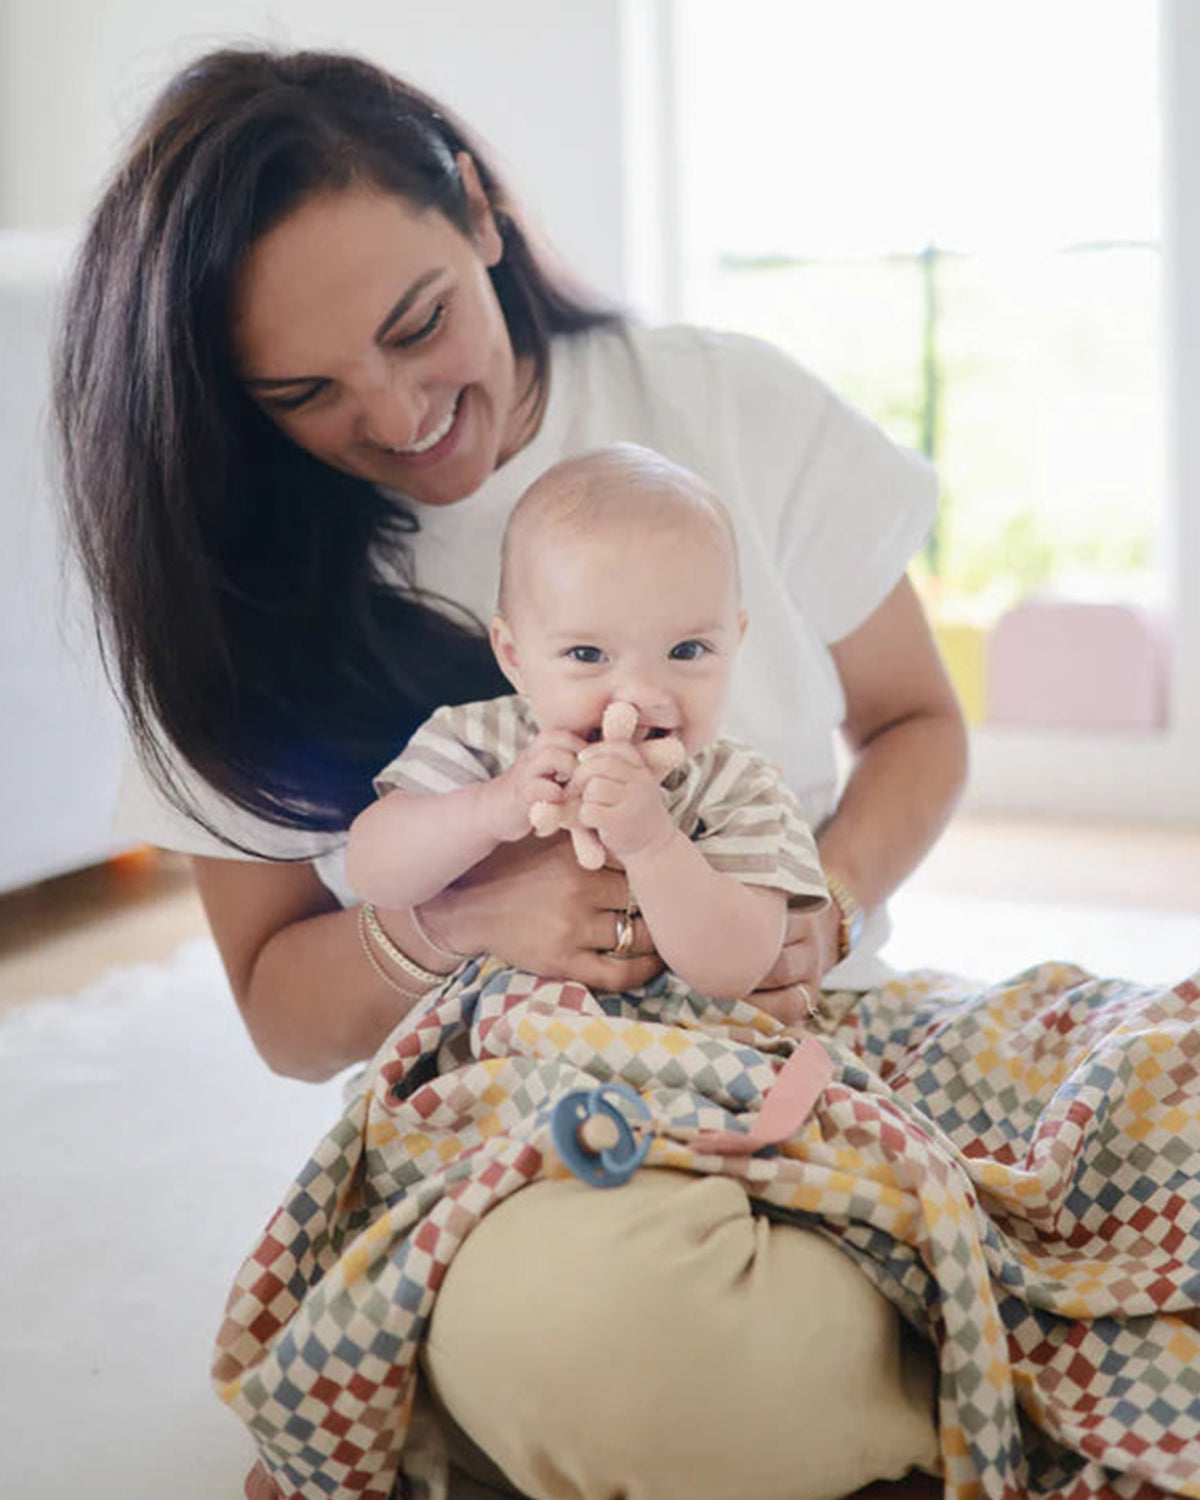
[737,608,749,644]
[490,614,524,692]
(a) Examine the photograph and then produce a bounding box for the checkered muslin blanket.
[214,957,1200,1500]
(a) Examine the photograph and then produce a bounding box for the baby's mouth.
[585,724,672,744]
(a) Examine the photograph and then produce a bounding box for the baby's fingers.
[536,728,589,756]
[578,740,645,772]
[576,775,624,818]
[526,778,568,813]
[574,746,644,794]
[524,742,579,789]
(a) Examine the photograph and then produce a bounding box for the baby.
[346,443,827,1002]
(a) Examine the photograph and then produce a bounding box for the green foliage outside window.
[709,246,1161,617]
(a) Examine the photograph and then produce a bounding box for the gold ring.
[611,910,635,957]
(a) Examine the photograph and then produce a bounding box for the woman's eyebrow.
[245,269,445,389]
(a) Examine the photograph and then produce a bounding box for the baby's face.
[492,516,745,755]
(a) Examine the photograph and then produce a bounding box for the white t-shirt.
[114,320,936,986]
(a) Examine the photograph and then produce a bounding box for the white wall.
[0,0,669,888]
[0,0,659,310]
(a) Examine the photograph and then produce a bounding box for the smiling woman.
[232,178,538,506]
[51,39,974,1500]
[54,49,618,846]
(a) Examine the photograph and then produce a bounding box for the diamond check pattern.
[215,959,1200,1500]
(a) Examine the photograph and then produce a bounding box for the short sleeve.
[112,746,343,863]
[672,743,829,908]
[774,386,937,644]
[374,697,532,798]
[709,332,937,646]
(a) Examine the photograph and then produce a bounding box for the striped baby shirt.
[375,696,828,908]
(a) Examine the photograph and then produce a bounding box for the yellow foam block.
[933,620,989,725]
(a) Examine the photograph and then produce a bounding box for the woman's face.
[231,162,534,507]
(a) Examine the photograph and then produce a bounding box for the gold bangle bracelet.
[357,904,424,999]
[409,904,469,964]
[361,902,448,989]
[823,870,864,964]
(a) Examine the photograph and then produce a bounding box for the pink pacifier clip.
[692,1033,833,1155]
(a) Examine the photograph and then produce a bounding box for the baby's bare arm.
[623,831,786,999]
[346,731,583,909]
[346,781,510,909]
[574,741,786,999]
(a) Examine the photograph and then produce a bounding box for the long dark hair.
[54,46,618,852]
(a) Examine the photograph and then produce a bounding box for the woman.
[56,47,963,1500]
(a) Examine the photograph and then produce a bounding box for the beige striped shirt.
[375,696,827,908]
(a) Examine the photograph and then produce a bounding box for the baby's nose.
[615,672,672,719]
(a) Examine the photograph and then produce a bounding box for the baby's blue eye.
[670,639,709,661]
[566,645,606,664]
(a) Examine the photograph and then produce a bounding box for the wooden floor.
[0,848,207,1010]
[2,814,1198,1014]
[909,812,1200,912]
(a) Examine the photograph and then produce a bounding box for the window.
[665,0,1200,819]
[673,0,1161,614]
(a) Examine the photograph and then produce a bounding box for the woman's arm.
[192,856,449,1081]
[755,575,969,1007]
[821,574,968,903]
[193,839,662,1082]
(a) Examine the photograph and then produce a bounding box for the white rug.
[887,888,1200,988]
[3,895,1199,1500]
[0,938,349,1500]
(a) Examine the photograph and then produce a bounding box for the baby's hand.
[574,740,674,860]
[490,729,584,842]
[600,700,686,780]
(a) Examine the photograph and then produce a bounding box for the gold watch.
[824,870,865,963]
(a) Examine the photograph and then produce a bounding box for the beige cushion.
[424,1168,939,1500]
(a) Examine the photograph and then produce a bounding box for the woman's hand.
[416,833,662,993]
[750,902,841,1025]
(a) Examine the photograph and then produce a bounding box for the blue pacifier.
[550,1083,652,1188]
